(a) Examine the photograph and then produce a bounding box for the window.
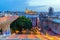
[54,23,58,30]
[0,28,2,35]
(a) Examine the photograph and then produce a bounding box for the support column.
[3,24,11,36]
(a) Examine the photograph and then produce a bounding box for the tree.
[10,16,32,34]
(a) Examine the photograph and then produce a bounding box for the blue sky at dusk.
[0,0,60,12]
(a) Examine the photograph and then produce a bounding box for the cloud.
[26,0,60,12]
[27,0,60,6]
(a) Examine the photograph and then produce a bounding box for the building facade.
[41,17,60,34]
[26,14,39,27]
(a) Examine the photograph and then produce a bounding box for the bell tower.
[25,8,29,14]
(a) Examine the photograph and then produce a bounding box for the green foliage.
[10,16,32,33]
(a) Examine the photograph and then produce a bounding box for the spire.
[48,7,54,16]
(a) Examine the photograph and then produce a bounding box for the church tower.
[25,8,29,14]
[48,7,54,16]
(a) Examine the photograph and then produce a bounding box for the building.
[48,7,54,16]
[25,8,36,14]
[42,17,60,34]
[39,13,48,34]
[26,14,39,27]
[39,7,60,34]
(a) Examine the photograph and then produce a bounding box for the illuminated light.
[27,35,36,38]
[12,33,16,35]
[58,38,60,40]
[16,30,19,33]
[22,30,26,34]
[52,36,58,40]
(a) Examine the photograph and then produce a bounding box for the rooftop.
[52,19,60,24]
[0,16,19,23]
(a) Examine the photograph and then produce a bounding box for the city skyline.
[0,0,60,12]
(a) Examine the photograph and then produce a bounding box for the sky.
[0,0,60,12]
